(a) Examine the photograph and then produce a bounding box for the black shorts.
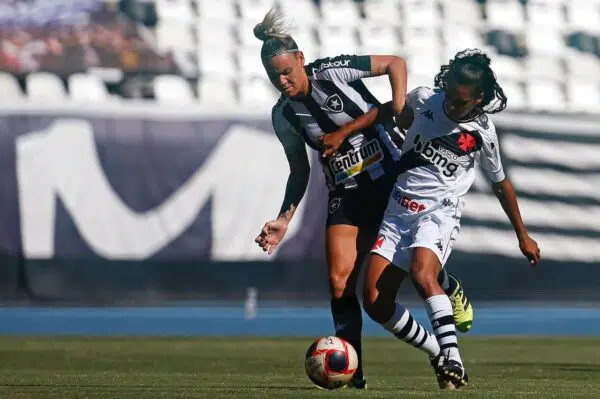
[325,175,395,234]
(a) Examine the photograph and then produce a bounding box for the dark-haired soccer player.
[361,49,541,389]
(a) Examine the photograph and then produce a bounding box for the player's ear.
[296,51,305,66]
[475,91,484,104]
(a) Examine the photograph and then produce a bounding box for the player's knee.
[329,269,354,299]
[362,288,391,324]
[410,263,438,293]
[362,285,377,312]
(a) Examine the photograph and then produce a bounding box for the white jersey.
[391,86,505,217]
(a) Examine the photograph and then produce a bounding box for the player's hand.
[254,218,289,255]
[519,234,541,266]
[319,131,347,158]
[393,103,414,130]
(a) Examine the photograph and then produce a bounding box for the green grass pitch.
[0,337,599,398]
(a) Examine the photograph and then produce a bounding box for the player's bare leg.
[363,254,441,359]
[410,247,468,389]
[325,224,366,388]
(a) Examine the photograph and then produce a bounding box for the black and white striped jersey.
[271,54,402,191]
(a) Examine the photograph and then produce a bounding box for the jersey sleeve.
[271,103,310,179]
[405,86,436,109]
[272,103,306,153]
[310,55,373,83]
[476,121,505,183]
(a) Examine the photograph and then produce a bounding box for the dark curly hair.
[434,49,507,115]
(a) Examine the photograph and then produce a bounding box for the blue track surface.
[0,304,599,336]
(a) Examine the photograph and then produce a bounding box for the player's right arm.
[255,104,310,254]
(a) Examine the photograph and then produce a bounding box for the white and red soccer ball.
[304,336,358,389]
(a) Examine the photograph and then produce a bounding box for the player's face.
[444,81,483,120]
[265,52,308,98]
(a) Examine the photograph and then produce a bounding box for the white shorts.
[371,205,461,272]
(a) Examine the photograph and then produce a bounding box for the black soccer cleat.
[430,354,468,389]
[344,375,368,390]
[440,359,468,388]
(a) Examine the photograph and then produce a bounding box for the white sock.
[382,303,440,358]
[425,295,462,364]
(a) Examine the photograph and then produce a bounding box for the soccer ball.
[304,336,358,389]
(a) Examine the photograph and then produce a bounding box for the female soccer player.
[252,9,472,388]
[361,49,541,389]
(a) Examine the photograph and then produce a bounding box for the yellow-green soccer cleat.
[447,273,473,333]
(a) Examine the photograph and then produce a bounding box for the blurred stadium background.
[0,0,599,332]
[0,0,599,111]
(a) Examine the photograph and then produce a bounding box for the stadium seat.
[155,22,195,53]
[566,31,599,55]
[487,29,524,57]
[564,50,600,80]
[401,24,441,52]
[439,0,484,28]
[499,80,527,111]
[525,0,566,30]
[405,49,442,79]
[196,0,237,21]
[320,0,361,25]
[524,55,564,80]
[289,26,319,62]
[524,26,567,57]
[317,25,359,56]
[197,77,237,105]
[238,19,269,50]
[197,47,236,78]
[525,78,566,112]
[565,79,600,114]
[362,0,401,25]
[488,54,524,82]
[0,72,25,102]
[68,73,110,102]
[400,0,441,27]
[236,47,267,78]
[279,0,319,27]
[357,23,401,54]
[565,1,600,35]
[238,0,277,22]
[485,0,526,33]
[154,0,195,24]
[153,75,196,104]
[196,18,237,52]
[26,72,67,102]
[238,76,280,109]
[441,25,485,54]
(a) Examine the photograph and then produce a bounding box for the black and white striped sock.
[425,295,462,364]
[382,303,440,358]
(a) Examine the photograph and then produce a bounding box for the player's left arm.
[492,178,540,265]
[479,126,541,265]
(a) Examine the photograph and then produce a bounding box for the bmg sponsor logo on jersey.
[328,139,383,184]
[413,134,459,177]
